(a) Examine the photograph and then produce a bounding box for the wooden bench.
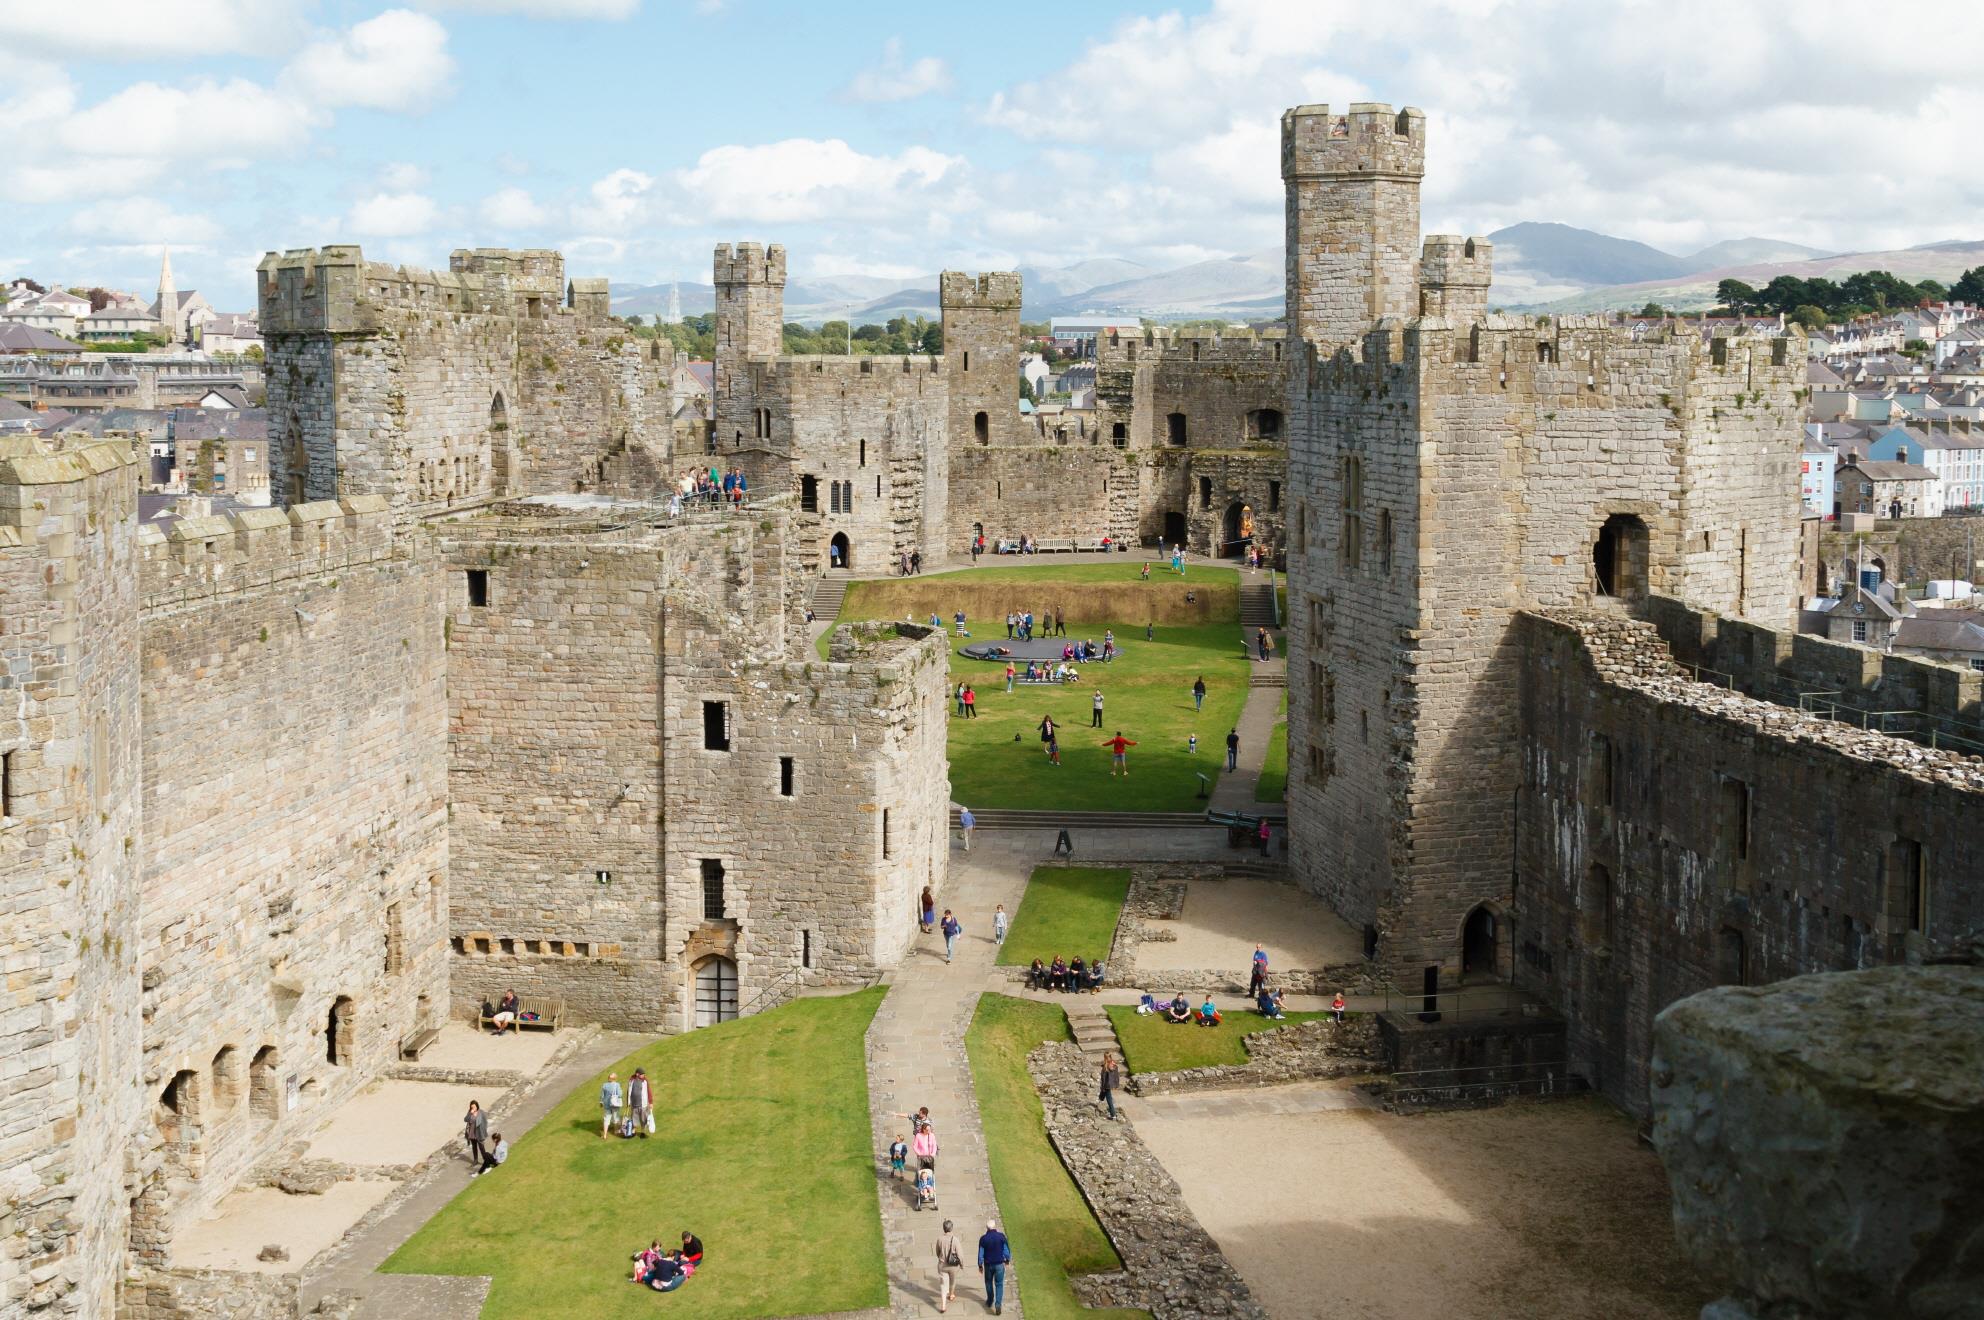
[480,995,566,1033]
[399,1026,442,1060]
[1036,538,1076,553]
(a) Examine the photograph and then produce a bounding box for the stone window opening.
[1199,476,1213,509]
[1395,109,1412,134]
[325,996,354,1067]
[1581,864,1615,951]
[962,350,971,372]
[1111,422,1127,449]
[975,411,989,445]
[882,808,893,859]
[1377,508,1393,574]
[249,1047,278,1123]
[1269,480,1281,513]
[1460,905,1500,983]
[875,475,882,498]
[780,756,795,797]
[1588,733,1616,807]
[1246,408,1283,441]
[211,1046,242,1111]
[754,407,772,439]
[800,475,818,512]
[1167,413,1188,446]
[2,749,14,819]
[1360,710,1369,745]
[1295,502,1307,554]
[466,569,489,608]
[1592,513,1648,600]
[858,438,866,467]
[384,902,404,974]
[594,870,612,885]
[1883,838,1927,943]
[1341,456,1364,571]
[700,859,726,919]
[702,701,731,751]
[802,929,813,969]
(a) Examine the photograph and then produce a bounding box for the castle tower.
[939,271,1022,451]
[712,242,786,416]
[1418,235,1494,324]
[0,435,145,1315]
[1281,103,1425,346]
[157,245,180,339]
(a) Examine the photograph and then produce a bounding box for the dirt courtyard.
[1137,876,1363,973]
[1131,1090,1703,1320]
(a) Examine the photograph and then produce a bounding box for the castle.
[2,98,1980,1319]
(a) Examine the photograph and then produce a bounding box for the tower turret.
[1282,103,1426,346]
[1419,235,1494,324]
[713,243,787,404]
[939,271,1023,451]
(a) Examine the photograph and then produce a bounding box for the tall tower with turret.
[939,271,1022,453]
[1281,103,1425,347]
[157,246,180,340]
[712,243,786,447]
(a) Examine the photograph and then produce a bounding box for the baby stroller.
[913,1165,937,1212]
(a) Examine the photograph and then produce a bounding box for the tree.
[1019,377,1035,403]
[1951,266,1984,306]
[1716,279,1759,313]
[1790,304,1831,330]
[1638,301,1669,318]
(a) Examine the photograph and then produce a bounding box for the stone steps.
[810,574,850,620]
[1248,670,1287,688]
[1064,1002,1126,1063]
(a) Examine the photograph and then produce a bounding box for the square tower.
[713,242,787,416]
[940,271,1022,452]
[1282,103,1426,347]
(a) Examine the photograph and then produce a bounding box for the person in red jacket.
[1101,731,1137,776]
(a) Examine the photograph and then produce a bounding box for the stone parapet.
[138,496,399,606]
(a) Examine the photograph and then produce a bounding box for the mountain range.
[609,225,1983,326]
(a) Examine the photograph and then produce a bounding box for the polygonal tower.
[1281,103,1426,347]
[712,242,786,432]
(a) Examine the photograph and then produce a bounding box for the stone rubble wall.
[1130,1016,1382,1096]
[1027,1041,1270,1320]
[1103,870,1379,1000]
[118,1269,301,1320]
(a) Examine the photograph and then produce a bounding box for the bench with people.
[1025,955,1105,994]
[480,989,566,1034]
[631,1231,705,1293]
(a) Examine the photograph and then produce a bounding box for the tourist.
[627,1067,653,1138]
[955,681,967,716]
[474,1130,508,1176]
[1226,728,1240,773]
[1103,629,1115,663]
[1054,826,1074,856]
[913,1121,940,1172]
[1048,955,1068,991]
[920,886,936,933]
[632,1241,664,1284]
[1193,676,1207,712]
[1055,608,1066,637]
[1047,729,1062,767]
[1263,631,1275,662]
[978,1218,1011,1315]
[1197,997,1222,1027]
[1258,817,1272,857]
[941,909,962,963]
[962,684,978,719]
[911,550,922,575]
[1085,959,1105,993]
[463,1099,489,1166]
[1258,986,1286,1020]
[890,1134,909,1180]
[959,806,975,852]
[993,903,1007,945]
[1188,733,1197,756]
[1256,627,1270,662]
[642,1250,687,1292]
[1140,561,1151,580]
[1331,991,1347,1025]
[1006,611,1015,639]
[599,1072,621,1140]
[1102,730,1137,776]
[972,537,982,564]
[490,987,520,1034]
[1005,661,1016,693]
[1098,1052,1122,1120]
[680,1231,704,1266]
[1069,955,1086,991]
[1027,957,1046,989]
[1249,944,1270,997]
[934,1219,963,1313]
[931,612,944,631]
[1166,994,1191,1024]
[831,541,842,568]
[1090,689,1105,729]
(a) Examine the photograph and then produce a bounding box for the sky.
[4,0,1981,310]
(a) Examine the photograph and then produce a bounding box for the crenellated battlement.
[258,245,609,336]
[714,242,788,288]
[746,353,946,388]
[449,247,564,294]
[138,494,400,606]
[1281,101,1426,181]
[939,271,1022,310]
[1098,325,1288,367]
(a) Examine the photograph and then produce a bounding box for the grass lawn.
[1255,692,1288,803]
[1104,1003,1335,1074]
[858,561,1232,586]
[383,989,887,1320]
[965,995,1150,1320]
[994,866,1131,967]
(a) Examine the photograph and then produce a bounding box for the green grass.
[995,867,1131,967]
[1255,692,1288,803]
[1104,1003,1333,1074]
[871,562,1232,586]
[383,990,888,1319]
[965,995,1150,1320]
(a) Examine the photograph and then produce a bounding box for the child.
[1188,733,1197,755]
[889,1135,909,1180]
[632,1240,664,1284]
[993,904,1008,945]
[914,1165,936,1211]
[1331,991,1347,1024]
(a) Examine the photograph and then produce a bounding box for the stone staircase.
[810,572,851,621]
[1248,668,1286,689]
[1064,999,1125,1066]
[1239,581,1279,630]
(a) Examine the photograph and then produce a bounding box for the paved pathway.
[1206,681,1285,817]
[865,845,1035,1317]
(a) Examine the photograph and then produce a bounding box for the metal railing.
[736,964,807,1020]
[1385,1058,1577,1109]
[1378,980,1535,1022]
[1269,567,1282,628]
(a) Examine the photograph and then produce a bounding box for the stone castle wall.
[1515,607,1984,1113]
[133,497,449,1245]
[0,438,146,1318]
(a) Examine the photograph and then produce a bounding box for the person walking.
[1102,731,1137,776]
[962,685,977,719]
[1006,611,1015,639]
[1256,626,1270,662]
[911,550,922,575]
[1226,728,1240,773]
[598,1073,622,1140]
[941,909,961,963]
[913,1121,940,1171]
[1005,661,1016,693]
[920,885,936,933]
[627,1068,653,1138]
[934,1219,963,1314]
[1249,943,1270,997]
[993,903,1008,945]
[1098,1052,1122,1121]
[1193,676,1207,712]
[1090,689,1105,729]
[1055,608,1066,637]
[978,1219,1011,1315]
[955,682,967,717]
[1038,714,1057,753]
[1257,816,1272,857]
[1263,630,1275,662]
[464,1099,489,1166]
[959,806,975,852]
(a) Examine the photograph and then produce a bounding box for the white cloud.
[480,186,551,230]
[347,192,441,237]
[380,162,431,191]
[843,37,951,104]
[419,0,639,16]
[674,139,965,224]
[0,2,304,60]
[72,198,222,244]
[59,78,319,159]
[573,168,658,233]
[285,9,455,112]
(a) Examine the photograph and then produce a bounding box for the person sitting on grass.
[1196,997,1223,1027]
[1027,958,1047,990]
[1167,994,1192,1024]
[1068,956,1086,992]
[632,1241,664,1284]
[680,1231,704,1266]
[1049,956,1068,991]
[473,1131,508,1176]
[644,1251,692,1291]
[1257,986,1285,1020]
[1085,959,1105,993]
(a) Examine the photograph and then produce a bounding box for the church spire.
[159,245,176,299]
[157,246,180,340]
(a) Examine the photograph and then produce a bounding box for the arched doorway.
[694,957,738,1027]
[1460,905,1500,983]
[1222,502,1254,558]
[1593,513,1649,600]
[1162,510,1187,548]
[829,532,851,571]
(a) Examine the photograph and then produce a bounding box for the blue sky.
[5,0,1980,309]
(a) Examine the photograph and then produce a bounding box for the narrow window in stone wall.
[1167,413,1188,446]
[800,475,818,512]
[91,714,108,809]
[859,438,866,467]
[1341,456,1364,571]
[875,476,882,498]
[1269,481,1281,513]
[466,569,489,608]
[882,808,893,859]
[780,756,795,797]
[802,929,813,969]
[1112,422,1127,448]
[1588,733,1615,807]
[1295,503,1307,554]
[703,701,731,751]
[1718,776,1751,868]
[249,1046,278,1122]
[1884,838,1927,938]
[1,749,12,819]
[1377,509,1393,575]
[963,351,971,372]
[701,859,726,919]
[384,902,404,974]
[975,412,989,445]
[1199,476,1212,509]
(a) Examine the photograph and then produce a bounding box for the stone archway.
[1222,502,1254,558]
[1460,904,1502,983]
[829,532,852,571]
